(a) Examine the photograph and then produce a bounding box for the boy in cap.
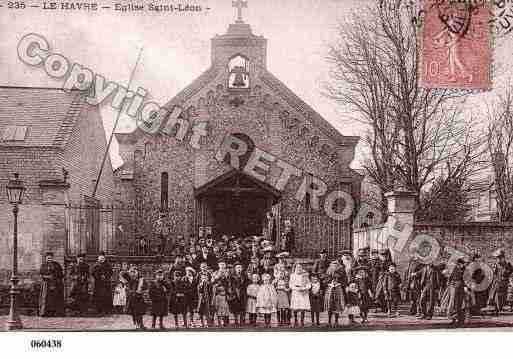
[169,270,188,328]
[384,263,402,317]
[149,269,169,329]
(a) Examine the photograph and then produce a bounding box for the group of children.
[111,258,374,329]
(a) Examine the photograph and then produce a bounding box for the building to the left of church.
[0,87,114,284]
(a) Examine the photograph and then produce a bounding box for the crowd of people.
[37,232,513,330]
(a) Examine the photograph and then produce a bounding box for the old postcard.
[1,0,513,349]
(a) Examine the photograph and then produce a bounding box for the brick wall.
[0,147,64,280]
[0,147,62,203]
[0,185,68,291]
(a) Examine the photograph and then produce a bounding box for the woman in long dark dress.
[125,265,147,329]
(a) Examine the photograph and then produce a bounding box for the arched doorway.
[195,169,281,238]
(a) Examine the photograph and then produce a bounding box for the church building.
[114,3,362,257]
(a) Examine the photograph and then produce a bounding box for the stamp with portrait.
[419,0,492,89]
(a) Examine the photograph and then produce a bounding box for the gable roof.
[114,68,219,145]
[194,168,281,200]
[115,67,358,148]
[258,71,358,146]
[0,87,85,148]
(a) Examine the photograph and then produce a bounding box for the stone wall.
[414,222,513,266]
[353,221,513,275]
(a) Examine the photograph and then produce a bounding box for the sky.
[1,0,513,170]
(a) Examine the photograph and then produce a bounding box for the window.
[304,173,313,211]
[2,125,28,141]
[228,55,250,89]
[161,172,169,210]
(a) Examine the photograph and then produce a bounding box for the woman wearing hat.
[125,265,147,329]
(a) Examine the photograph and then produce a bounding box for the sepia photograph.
[1,1,513,353]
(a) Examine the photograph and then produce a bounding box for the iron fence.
[65,204,155,257]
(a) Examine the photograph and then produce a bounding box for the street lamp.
[5,173,25,330]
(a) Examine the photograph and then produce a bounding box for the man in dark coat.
[199,246,218,271]
[184,266,198,324]
[265,212,278,246]
[354,247,370,268]
[417,263,439,319]
[69,253,90,315]
[91,253,113,315]
[374,249,394,313]
[487,249,513,315]
[447,258,467,325]
[228,263,248,325]
[283,220,295,254]
[402,253,424,316]
[39,252,65,317]
[369,249,380,298]
[312,249,330,283]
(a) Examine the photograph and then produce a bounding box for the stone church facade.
[115,18,362,257]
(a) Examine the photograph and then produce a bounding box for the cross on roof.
[232,0,247,24]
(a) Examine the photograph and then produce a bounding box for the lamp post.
[5,173,26,330]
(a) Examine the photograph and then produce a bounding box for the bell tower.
[211,0,267,84]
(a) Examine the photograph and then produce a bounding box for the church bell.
[232,66,247,87]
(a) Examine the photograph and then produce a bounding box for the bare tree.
[324,2,485,219]
[487,87,513,222]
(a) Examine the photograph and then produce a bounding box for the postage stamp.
[419,0,493,89]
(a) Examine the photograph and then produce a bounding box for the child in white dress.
[246,273,260,326]
[256,273,278,326]
[113,280,127,314]
[289,262,311,326]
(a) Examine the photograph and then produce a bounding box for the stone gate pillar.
[384,190,417,227]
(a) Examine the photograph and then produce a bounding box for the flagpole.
[92,47,144,198]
